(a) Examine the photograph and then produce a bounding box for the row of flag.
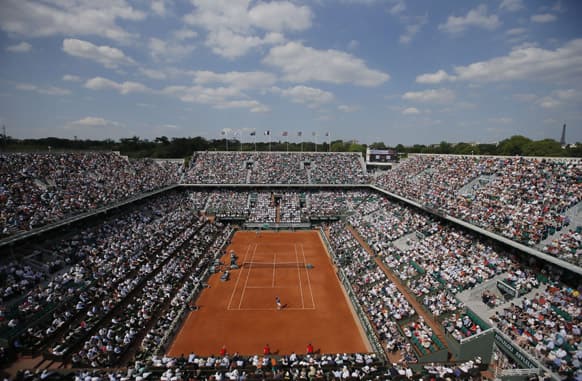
[223,130,330,137]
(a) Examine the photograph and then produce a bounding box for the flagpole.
[315,133,318,152]
[299,132,303,152]
[328,132,331,152]
[253,129,257,152]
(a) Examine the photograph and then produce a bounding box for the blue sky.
[0,0,581,145]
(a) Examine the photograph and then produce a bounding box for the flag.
[221,130,226,135]
[325,132,329,137]
[282,131,288,137]
[250,131,256,136]
[264,130,270,136]
[297,131,302,137]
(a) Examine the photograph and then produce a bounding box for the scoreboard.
[366,148,398,164]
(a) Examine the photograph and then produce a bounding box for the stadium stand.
[0,152,180,238]
[374,154,582,265]
[1,150,581,380]
[183,152,369,185]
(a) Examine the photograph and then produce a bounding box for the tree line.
[1,134,580,158]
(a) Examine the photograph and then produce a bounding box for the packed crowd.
[0,193,209,359]
[3,176,581,380]
[183,152,368,185]
[278,192,303,223]
[347,194,432,250]
[374,155,582,264]
[138,225,233,358]
[71,222,225,368]
[205,191,249,219]
[11,352,487,381]
[247,193,276,223]
[328,222,416,361]
[491,283,581,379]
[339,189,580,379]
[191,190,380,223]
[0,152,180,238]
[250,154,308,184]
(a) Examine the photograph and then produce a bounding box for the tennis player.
[275,296,282,310]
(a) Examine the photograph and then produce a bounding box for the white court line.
[227,243,253,310]
[227,307,316,311]
[294,243,305,309]
[244,286,297,289]
[272,252,276,288]
[237,243,258,309]
[300,243,316,309]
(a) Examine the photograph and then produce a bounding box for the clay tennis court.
[167,230,371,356]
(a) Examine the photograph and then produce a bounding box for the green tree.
[498,135,531,156]
[522,139,563,156]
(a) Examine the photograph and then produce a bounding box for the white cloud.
[388,0,406,15]
[415,70,455,84]
[215,100,270,113]
[402,107,420,115]
[273,86,334,107]
[399,15,427,45]
[263,41,389,86]
[553,88,579,99]
[62,38,134,68]
[67,116,121,128]
[506,27,526,36]
[173,28,198,41]
[338,104,360,112]
[248,1,312,32]
[531,13,557,23]
[499,0,524,12]
[16,83,70,95]
[0,0,145,43]
[6,41,32,53]
[84,77,150,94]
[414,39,582,84]
[204,29,284,59]
[62,74,82,82]
[148,37,195,62]
[536,89,581,109]
[402,88,455,103]
[161,84,269,113]
[184,0,311,58]
[193,71,276,89]
[151,0,166,16]
[139,68,167,80]
[538,96,560,109]
[439,5,501,33]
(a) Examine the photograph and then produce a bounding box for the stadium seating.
[183,152,369,185]
[2,150,581,380]
[0,152,180,238]
[375,155,582,265]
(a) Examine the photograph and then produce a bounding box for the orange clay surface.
[167,230,371,356]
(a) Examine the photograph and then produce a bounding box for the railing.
[500,368,540,377]
[459,327,494,344]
